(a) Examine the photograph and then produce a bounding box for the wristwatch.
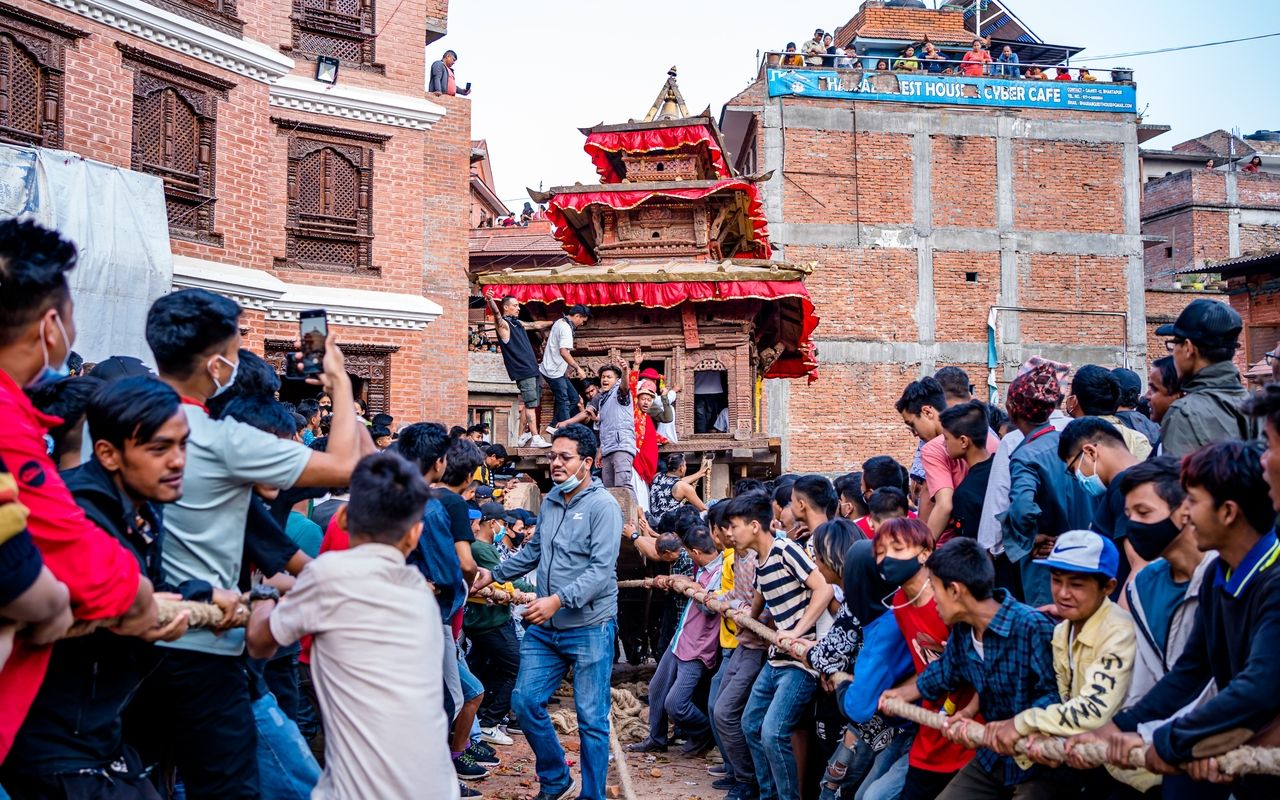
[248,584,281,604]
[630,530,641,541]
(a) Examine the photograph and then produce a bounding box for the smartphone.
[299,309,328,376]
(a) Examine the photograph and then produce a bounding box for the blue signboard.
[766,68,1137,114]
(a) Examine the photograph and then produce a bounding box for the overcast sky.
[431,0,1280,210]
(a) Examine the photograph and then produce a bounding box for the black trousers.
[694,393,728,434]
[124,649,258,800]
[467,623,522,728]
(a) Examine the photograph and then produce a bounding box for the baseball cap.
[1156,298,1242,347]
[637,379,658,397]
[88,355,153,381]
[1110,367,1142,397]
[479,502,507,522]
[474,485,495,500]
[567,304,591,318]
[467,508,482,522]
[1035,530,1119,579]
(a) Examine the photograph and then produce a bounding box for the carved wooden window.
[139,0,244,37]
[0,7,85,149]
[265,339,397,414]
[291,0,376,67]
[274,118,389,275]
[121,46,233,244]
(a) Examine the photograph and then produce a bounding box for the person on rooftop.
[1243,155,1263,174]
[1079,68,1098,82]
[782,42,803,67]
[922,42,947,74]
[1054,67,1072,81]
[803,29,826,66]
[993,45,1020,78]
[960,39,991,76]
[1026,66,1046,80]
[893,46,921,72]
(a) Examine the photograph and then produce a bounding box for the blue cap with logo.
[1035,529,1119,579]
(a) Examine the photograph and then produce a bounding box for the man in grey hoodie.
[1157,299,1255,458]
[471,424,621,800]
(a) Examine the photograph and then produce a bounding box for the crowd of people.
[4,210,1280,800]
[770,31,1101,83]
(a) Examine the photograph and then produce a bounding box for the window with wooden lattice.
[273,118,390,275]
[289,0,379,69]
[139,0,243,37]
[121,45,234,245]
[0,7,85,149]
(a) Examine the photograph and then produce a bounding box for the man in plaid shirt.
[880,538,1060,798]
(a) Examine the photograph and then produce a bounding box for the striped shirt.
[757,538,823,669]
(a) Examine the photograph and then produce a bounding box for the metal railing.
[759,50,1133,84]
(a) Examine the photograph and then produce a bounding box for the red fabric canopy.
[584,124,732,183]
[481,279,819,381]
[545,178,772,266]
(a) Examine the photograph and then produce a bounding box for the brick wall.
[15,0,470,427]
[749,87,1138,472]
[837,1,973,46]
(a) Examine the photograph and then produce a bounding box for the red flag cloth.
[545,178,772,265]
[583,124,732,184]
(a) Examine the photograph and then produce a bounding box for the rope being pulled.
[471,586,537,606]
[617,577,814,659]
[876,697,1280,778]
[62,597,249,638]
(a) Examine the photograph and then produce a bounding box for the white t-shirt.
[160,404,312,655]
[270,544,456,800]
[539,318,574,379]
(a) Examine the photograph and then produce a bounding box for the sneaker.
[625,738,667,753]
[534,778,577,800]
[517,432,533,447]
[712,776,737,791]
[452,752,489,781]
[480,726,514,746]
[707,764,729,777]
[726,782,760,800]
[529,435,553,448]
[466,741,500,767]
[458,783,483,798]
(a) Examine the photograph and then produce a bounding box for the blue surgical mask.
[494,525,506,544]
[28,313,72,387]
[555,463,587,494]
[1074,452,1107,497]
[209,354,239,398]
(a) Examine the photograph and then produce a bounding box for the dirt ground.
[473,731,727,800]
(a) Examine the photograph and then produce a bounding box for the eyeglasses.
[1164,337,1186,352]
[1065,450,1083,473]
[548,452,579,463]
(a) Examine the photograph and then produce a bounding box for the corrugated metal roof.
[1176,251,1280,276]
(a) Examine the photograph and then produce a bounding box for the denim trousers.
[707,647,735,779]
[252,692,320,800]
[856,727,914,800]
[742,663,817,800]
[547,375,579,425]
[511,620,616,800]
[646,648,711,745]
[714,646,767,789]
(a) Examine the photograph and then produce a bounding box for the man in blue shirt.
[880,538,1059,798]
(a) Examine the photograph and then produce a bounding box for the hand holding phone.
[299,309,328,377]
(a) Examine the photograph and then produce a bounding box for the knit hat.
[1007,362,1062,423]
[637,379,658,397]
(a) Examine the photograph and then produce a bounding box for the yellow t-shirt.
[718,549,737,648]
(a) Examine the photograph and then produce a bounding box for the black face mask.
[1125,517,1182,562]
[878,555,922,586]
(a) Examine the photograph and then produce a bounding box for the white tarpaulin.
[0,143,172,365]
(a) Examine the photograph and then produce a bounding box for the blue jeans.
[253,692,321,800]
[856,727,913,800]
[512,620,616,800]
[646,648,711,745]
[743,664,817,800]
[708,647,734,779]
[547,375,579,425]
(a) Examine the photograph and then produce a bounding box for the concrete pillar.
[913,132,935,374]
[1122,129,1148,370]
[1226,171,1241,259]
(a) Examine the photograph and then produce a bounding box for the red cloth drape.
[584,124,732,183]
[482,280,821,381]
[545,179,772,265]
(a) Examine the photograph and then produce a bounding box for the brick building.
[1139,130,1280,367]
[1,0,469,423]
[720,0,1147,471]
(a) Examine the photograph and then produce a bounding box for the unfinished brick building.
[720,0,1148,470]
[0,0,468,423]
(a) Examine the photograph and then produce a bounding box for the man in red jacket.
[0,219,159,759]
